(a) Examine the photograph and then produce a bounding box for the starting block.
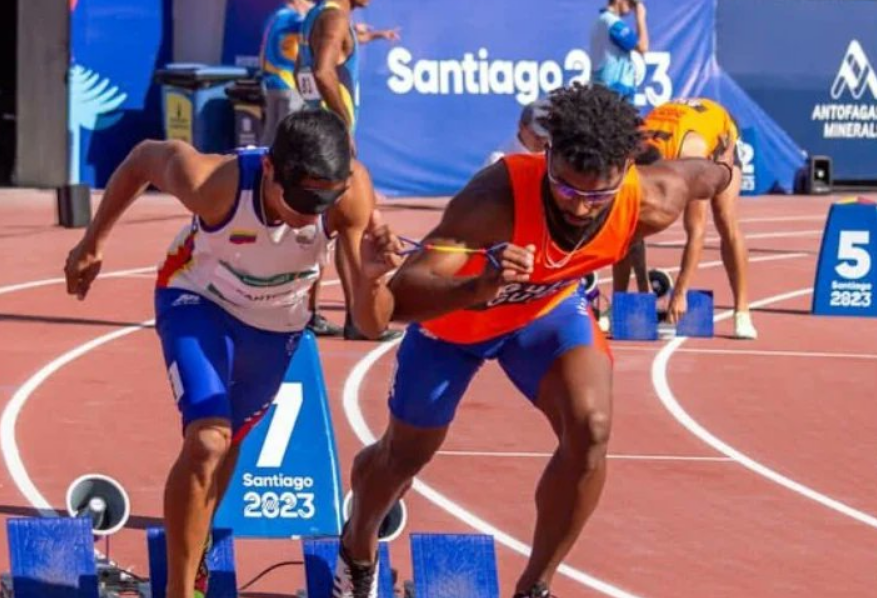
[410,534,499,598]
[611,290,714,340]
[302,537,395,598]
[147,527,237,598]
[5,516,99,598]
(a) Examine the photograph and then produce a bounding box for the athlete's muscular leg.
[612,240,649,294]
[164,418,233,598]
[515,346,613,593]
[711,165,749,313]
[343,418,448,562]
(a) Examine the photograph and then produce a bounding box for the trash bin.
[225,78,265,148]
[154,63,249,153]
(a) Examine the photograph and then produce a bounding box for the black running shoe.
[512,581,553,598]
[308,312,344,337]
[332,541,378,598]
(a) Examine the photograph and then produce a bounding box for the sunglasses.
[282,184,348,216]
[546,150,627,205]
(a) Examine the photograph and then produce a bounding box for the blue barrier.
[676,290,715,338]
[302,537,395,598]
[410,534,499,598]
[812,198,877,317]
[6,517,99,598]
[611,293,659,341]
[146,527,237,598]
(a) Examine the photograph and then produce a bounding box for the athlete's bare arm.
[64,140,235,299]
[329,161,397,339]
[634,157,733,239]
[311,9,354,129]
[388,162,534,322]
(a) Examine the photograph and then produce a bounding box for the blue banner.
[70,0,172,186]
[717,0,877,183]
[221,0,280,68]
[71,0,837,194]
[812,199,877,318]
[353,0,712,196]
[214,331,344,538]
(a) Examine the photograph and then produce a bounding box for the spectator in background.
[589,0,649,102]
[485,100,550,166]
[260,0,314,147]
[354,22,401,45]
[296,0,400,137]
[296,0,401,341]
[261,0,347,337]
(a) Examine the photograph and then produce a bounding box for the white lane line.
[0,267,156,297]
[1,321,154,515]
[436,450,733,462]
[653,230,821,248]
[651,287,877,529]
[615,347,877,361]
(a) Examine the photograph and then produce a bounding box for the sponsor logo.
[811,40,877,140]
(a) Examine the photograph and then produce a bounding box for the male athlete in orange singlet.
[332,84,737,598]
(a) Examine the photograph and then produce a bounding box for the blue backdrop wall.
[69,0,877,195]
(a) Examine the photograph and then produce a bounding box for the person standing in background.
[261,0,348,336]
[485,100,551,167]
[295,0,399,137]
[589,0,649,103]
[296,0,402,340]
[260,0,314,147]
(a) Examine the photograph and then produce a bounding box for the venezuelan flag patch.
[229,230,258,245]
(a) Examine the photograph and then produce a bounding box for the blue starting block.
[214,330,344,538]
[675,290,714,338]
[6,516,99,598]
[410,534,499,598]
[302,537,395,598]
[612,290,714,340]
[146,527,237,598]
[812,198,877,317]
[611,292,658,340]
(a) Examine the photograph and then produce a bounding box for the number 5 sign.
[214,331,344,538]
[812,198,877,317]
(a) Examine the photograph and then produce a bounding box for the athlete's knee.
[384,440,433,479]
[714,210,741,243]
[560,407,612,474]
[182,421,233,472]
[627,239,646,260]
[684,213,707,239]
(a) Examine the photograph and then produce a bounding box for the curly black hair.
[538,83,643,178]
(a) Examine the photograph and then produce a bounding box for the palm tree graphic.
[68,64,128,183]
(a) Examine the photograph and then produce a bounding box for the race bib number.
[296,71,322,101]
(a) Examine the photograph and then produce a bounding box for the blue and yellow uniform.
[260,6,308,91]
[296,0,360,131]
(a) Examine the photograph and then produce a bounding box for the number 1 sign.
[812,198,877,317]
[214,331,344,538]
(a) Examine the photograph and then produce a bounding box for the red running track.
[1,189,875,597]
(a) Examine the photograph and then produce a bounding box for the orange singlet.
[422,154,642,344]
[643,98,739,159]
